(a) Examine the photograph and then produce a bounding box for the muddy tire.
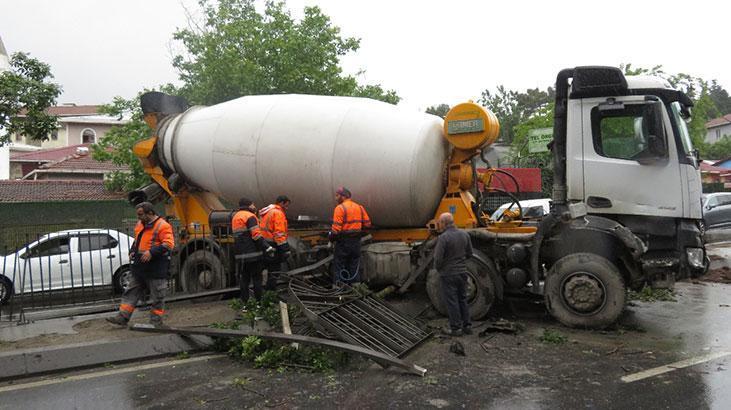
[426,257,496,320]
[544,253,625,329]
[0,276,13,305]
[180,250,226,299]
[112,266,133,294]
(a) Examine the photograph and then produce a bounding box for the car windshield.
[670,102,694,155]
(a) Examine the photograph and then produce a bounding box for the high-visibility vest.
[260,205,288,245]
[231,210,263,240]
[331,199,371,234]
[133,217,175,252]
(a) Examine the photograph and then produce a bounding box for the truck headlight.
[686,248,704,269]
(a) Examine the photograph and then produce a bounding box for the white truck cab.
[557,67,705,285]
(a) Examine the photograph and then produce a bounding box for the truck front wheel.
[180,250,226,296]
[544,253,625,329]
[426,258,496,320]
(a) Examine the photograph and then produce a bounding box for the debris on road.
[627,286,676,302]
[131,324,428,376]
[700,267,731,284]
[478,319,525,336]
[449,341,465,356]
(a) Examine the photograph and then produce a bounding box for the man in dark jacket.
[232,198,274,308]
[433,212,473,336]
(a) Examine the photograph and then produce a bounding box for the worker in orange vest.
[260,195,291,291]
[329,187,371,285]
[232,198,274,308]
[107,202,174,328]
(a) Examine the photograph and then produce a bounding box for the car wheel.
[113,266,133,294]
[0,276,14,305]
[544,253,625,329]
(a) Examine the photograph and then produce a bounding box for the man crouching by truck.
[434,212,473,337]
[107,202,174,328]
[260,195,291,291]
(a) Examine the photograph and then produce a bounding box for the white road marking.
[621,351,731,383]
[0,353,227,393]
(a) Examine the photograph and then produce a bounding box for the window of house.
[81,128,96,144]
[77,234,118,252]
[591,103,665,161]
[716,129,722,142]
[50,130,58,141]
[14,133,22,142]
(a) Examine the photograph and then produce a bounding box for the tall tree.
[91,94,154,192]
[172,0,399,105]
[0,52,61,145]
[425,103,450,118]
[477,86,553,143]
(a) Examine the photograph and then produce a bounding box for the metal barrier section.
[289,277,431,359]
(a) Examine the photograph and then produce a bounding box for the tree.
[0,52,61,145]
[425,104,450,118]
[91,94,153,192]
[477,86,553,143]
[172,0,399,105]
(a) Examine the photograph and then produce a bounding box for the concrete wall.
[0,144,8,180]
[706,124,731,144]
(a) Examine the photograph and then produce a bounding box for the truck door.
[580,96,683,218]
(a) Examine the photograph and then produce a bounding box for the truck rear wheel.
[544,253,625,329]
[426,258,496,320]
[180,250,227,297]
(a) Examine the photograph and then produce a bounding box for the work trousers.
[440,273,471,331]
[238,259,264,304]
[333,236,362,284]
[264,254,284,291]
[119,275,168,324]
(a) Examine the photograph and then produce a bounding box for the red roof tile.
[0,180,126,203]
[40,151,128,172]
[18,105,101,117]
[706,114,731,129]
[10,144,91,162]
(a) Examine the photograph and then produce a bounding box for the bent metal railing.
[288,277,431,359]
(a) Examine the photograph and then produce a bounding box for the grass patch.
[628,286,676,302]
[539,329,567,345]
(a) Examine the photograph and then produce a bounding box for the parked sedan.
[0,229,134,304]
[702,193,731,231]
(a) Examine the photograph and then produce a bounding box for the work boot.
[150,316,166,329]
[106,314,129,327]
[441,327,463,337]
[462,326,473,335]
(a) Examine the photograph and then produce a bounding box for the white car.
[0,229,134,304]
[491,198,552,221]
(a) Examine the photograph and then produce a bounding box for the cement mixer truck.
[130,66,705,328]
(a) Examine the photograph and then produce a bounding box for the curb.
[0,333,213,380]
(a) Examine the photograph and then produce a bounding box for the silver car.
[702,193,731,231]
[0,229,134,304]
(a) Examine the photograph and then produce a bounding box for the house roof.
[700,162,731,174]
[0,180,126,203]
[46,105,101,117]
[37,149,128,172]
[10,144,91,163]
[706,114,731,129]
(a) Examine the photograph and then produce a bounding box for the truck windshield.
[670,101,694,155]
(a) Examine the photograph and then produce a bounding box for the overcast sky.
[1,0,729,112]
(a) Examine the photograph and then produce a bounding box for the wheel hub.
[198,269,213,289]
[562,273,605,313]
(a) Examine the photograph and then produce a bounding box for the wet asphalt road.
[1,246,730,409]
